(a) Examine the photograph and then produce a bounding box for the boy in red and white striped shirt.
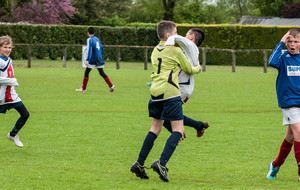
[0,35,29,148]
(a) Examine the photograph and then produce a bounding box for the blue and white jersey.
[269,41,300,108]
[86,36,105,66]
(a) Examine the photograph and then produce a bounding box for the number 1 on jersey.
[157,58,162,74]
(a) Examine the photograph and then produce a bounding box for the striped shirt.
[0,56,21,105]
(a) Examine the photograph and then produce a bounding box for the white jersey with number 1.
[165,35,200,103]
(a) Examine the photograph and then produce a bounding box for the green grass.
[1,61,299,189]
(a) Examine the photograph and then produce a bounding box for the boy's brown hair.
[157,20,176,40]
[288,28,300,38]
[189,28,205,47]
[0,35,12,47]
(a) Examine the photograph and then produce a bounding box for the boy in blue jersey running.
[267,29,300,181]
[76,27,115,92]
[130,21,201,182]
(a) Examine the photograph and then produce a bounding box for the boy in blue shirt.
[76,27,115,92]
[267,29,300,181]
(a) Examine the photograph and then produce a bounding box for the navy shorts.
[148,96,183,121]
[0,101,24,114]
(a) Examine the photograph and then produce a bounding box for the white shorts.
[282,107,300,126]
[87,64,104,69]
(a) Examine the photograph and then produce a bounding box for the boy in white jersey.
[267,29,300,181]
[163,28,209,138]
[0,36,30,148]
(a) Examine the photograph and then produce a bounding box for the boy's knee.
[22,111,30,121]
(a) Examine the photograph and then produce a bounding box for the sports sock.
[104,77,113,87]
[163,120,172,133]
[82,77,89,90]
[294,141,300,176]
[137,131,157,166]
[273,138,293,168]
[159,131,182,167]
[183,115,203,131]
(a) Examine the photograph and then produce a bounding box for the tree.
[70,0,132,25]
[0,0,31,21]
[253,0,288,17]
[215,0,255,22]
[163,0,175,20]
[1,0,78,24]
[125,0,164,23]
[282,2,300,18]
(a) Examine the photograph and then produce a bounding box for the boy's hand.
[281,31,290,43]
[11,78,18,87]
[86,60,90,67]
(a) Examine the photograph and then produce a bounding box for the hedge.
[0,23,299,66]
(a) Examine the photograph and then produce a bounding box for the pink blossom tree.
[4,0,78,24]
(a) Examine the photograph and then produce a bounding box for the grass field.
[1,60,299,189]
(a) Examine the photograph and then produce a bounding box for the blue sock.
[159,131,182,167]
[137,131,157,166]
[183,115,204,131]
[10,117,26,137]
[163,120,172,133]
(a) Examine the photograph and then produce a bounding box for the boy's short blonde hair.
[0,35,12,47]
[289,29,300,39]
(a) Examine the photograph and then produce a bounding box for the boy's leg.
[137,118,163,165]
[183,115,203,131]
[131,118,162,179]
[159,120,184,166]
[7,103,29,148]
[290,123,300,179]
[10,104,30,136]
[97,68,113,87]
[294,141,300,178]
[151,120,183,182]
[267,125,294,179]
[163,120,172,133]
[183,115,209,137]
[272,138,293,168]
[82,68,91,90]
[137,131,158,166]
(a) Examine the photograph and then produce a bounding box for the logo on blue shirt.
[287,66,300,76]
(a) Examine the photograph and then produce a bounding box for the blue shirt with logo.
[269,41,300,108]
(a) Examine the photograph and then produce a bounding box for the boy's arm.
[166,35,199,67]
[269,31,290,69]
[175,48,200,75]
[0,77,18,86]
[86,38,92,62]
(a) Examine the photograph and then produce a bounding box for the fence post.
[144,48,148,70]
[116,47,120,69]
[232,50,236,72]
[263,51,268,73]
[63,47,67,67]
[27,46,32,68]
[202,48,206,72]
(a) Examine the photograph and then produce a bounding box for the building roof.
[239,16,300,26]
